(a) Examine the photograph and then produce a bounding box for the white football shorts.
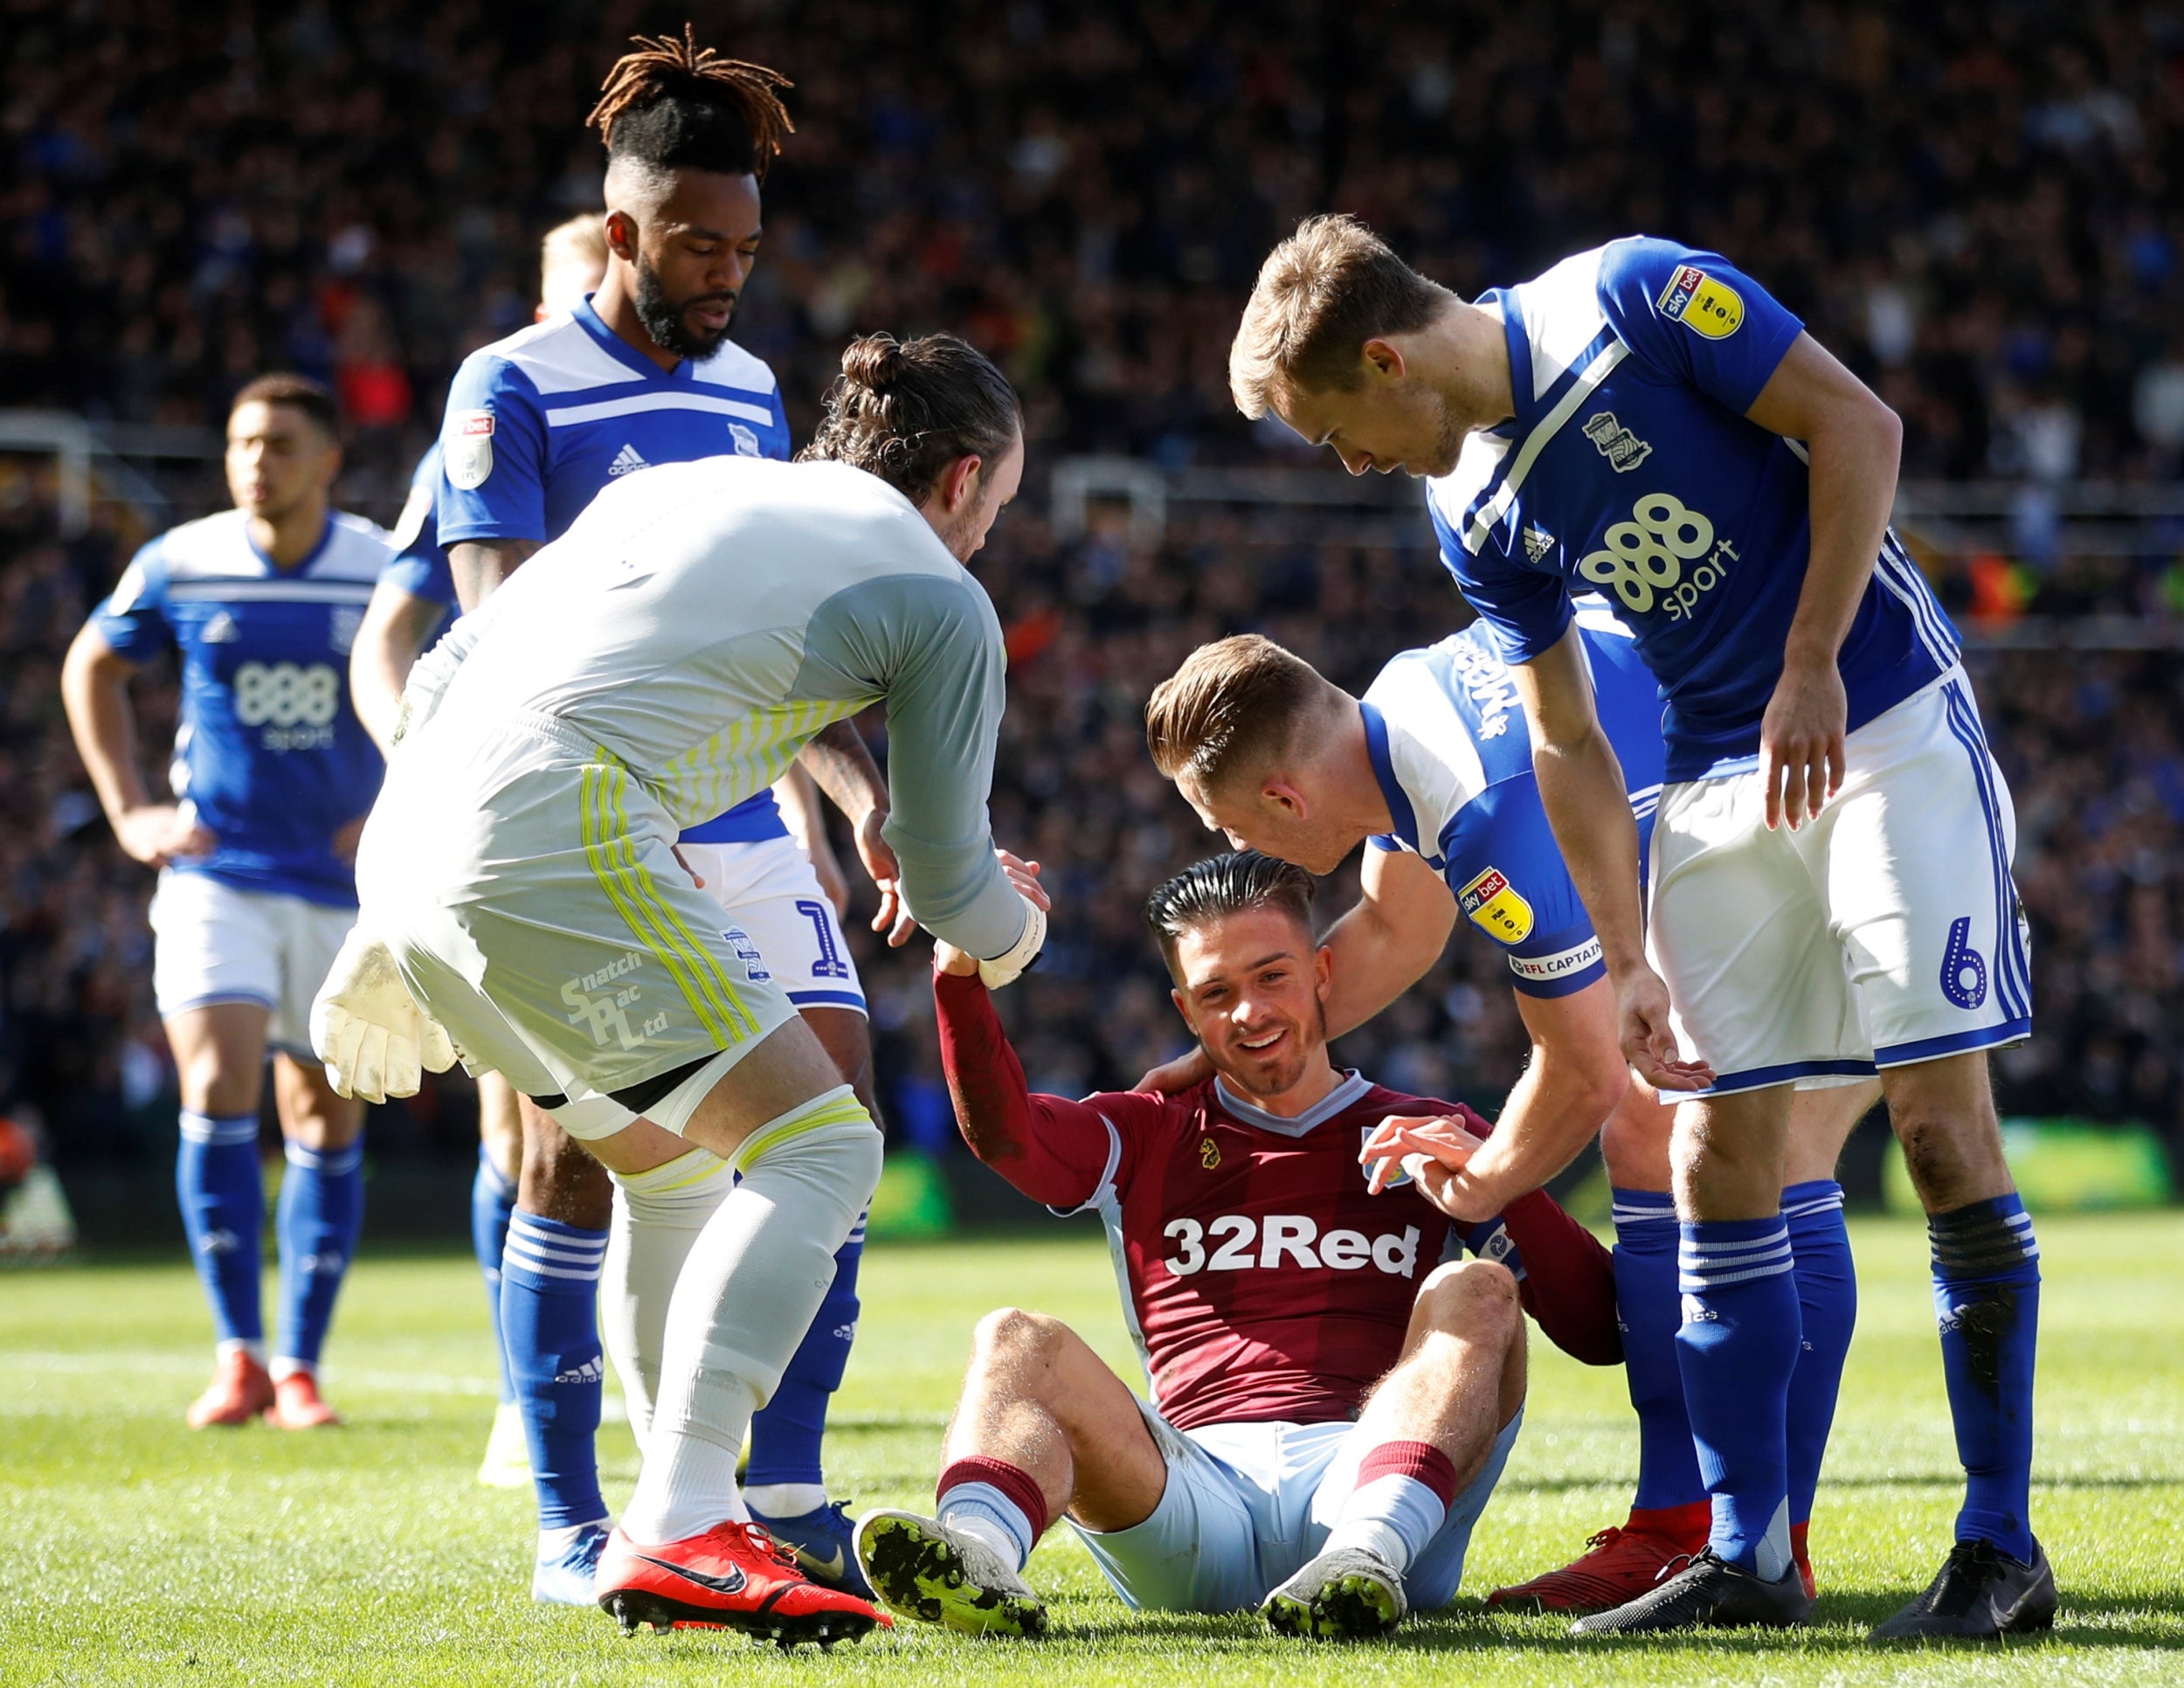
[356,716,798,1141]
[1648,668,2031,1095]
[676,834,866,1016]
[1070,1403,1521,1614]
[149,869,355,1060]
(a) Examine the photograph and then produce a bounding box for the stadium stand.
[4,2,2183,1188]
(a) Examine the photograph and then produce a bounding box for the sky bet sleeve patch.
[1655,264,1745,339]
[445,410,495,489]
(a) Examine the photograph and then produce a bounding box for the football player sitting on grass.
[854,852,1621,1642]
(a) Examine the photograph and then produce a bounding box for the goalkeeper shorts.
[357,717,797,1139]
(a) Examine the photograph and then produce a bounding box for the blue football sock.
[1929,1193,2040,1561]
[501,1211,609,1530]
[1782,1180,1856,1529]
[1677,1215,1801,1579]
[273,1137,365,1372]
[746,1208,865,1490]
[1611,1188,1706,1511]
[471,1147,519,1404]
[176,1111,265,1350]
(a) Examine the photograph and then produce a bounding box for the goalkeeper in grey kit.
[310,334,1040,1646]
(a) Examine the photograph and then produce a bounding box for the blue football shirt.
[1428,237,1957,784]
[1363,604,1666,998]
[377,442,458,619]
[432,295,795,842]
[87,509,391,905]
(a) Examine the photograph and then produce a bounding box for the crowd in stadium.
[4,0,2184,1170]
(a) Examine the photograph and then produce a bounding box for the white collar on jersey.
[1211,1069,1372,1139]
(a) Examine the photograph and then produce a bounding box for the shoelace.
[718,1521,803,1572]
[1582,1526,1627,1553]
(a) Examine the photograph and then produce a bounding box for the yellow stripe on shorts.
[601,762,759,1041]
[579,757,741,1048]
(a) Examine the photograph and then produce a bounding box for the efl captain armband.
[977,897,1047,990]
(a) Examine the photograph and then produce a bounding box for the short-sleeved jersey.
[432,296,793,844]
[402,455,1027,960]
[1062,1072,1492,1432]
[377,443,458,618]
[88,509,390,905]
[1428,237,1958,784]
[1363,602,1665,999]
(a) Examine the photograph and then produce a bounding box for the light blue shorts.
[1069,1405,1522,1614]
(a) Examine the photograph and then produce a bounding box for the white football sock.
[620,1088,881,1546]
[744,1482,828,1519]
[602,1147,736,1451]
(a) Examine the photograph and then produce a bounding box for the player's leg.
[599,1141,736,1445]
[689,838,881,1582]
[164,1001,274,1427]
[151,872,280,1428]
[262,894,368,1430]
[855,1306,1165,1634]
[1818,674,2050,1639]
[501,1097,618,1597]
[1490,1083,1708,1611]
[1780,1078,1878,1595]
[1269,1259,1526,1639]
[471,1070,529,1486]
[264,1052,363,1429]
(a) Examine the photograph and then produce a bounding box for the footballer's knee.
[1416,1258,1520,1349]
[273,1055,363,1150]
[973,1305,1068,1366]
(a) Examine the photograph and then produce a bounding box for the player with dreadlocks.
[425,25,905,1605]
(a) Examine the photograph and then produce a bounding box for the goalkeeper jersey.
[403,454,1025,958]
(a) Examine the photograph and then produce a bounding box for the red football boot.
[264,1368,342,1429]
[1791,1519,1816,1601]
[1486,1501,1712,1615]
[184,1349,275,1429]
[595,1520,892,1650]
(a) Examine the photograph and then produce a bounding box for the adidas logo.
[1523,526,1556,563]
[552,1358,606,1385]
[200,611,239,644]
[606,443,649,477]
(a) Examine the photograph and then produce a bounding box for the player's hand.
[309,924,457,1103]
[1362,1110,1515,1220]
[932,939,980,978]
[995,848,1049,910]
[1615,964,1713,1092]
[1758,654,1847,831]
[1136,1044,1214,1093]
[114,803,215,868]
[974,850,1048,989]
[854,810,916,947]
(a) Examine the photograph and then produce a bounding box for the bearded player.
[348,211,606,1491]
[61,376,387,1431]
[1142,623,1876,1611]
[1230,216,2046,1640]
[854,852,1621,1641]
[427,29,897,1600]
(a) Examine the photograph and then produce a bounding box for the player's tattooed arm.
[447,538,540,612]
[1745,332,1903,832]
[60,623,215,867]
[794,718,914,945]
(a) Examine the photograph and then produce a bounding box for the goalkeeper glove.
[309,924,456,1103]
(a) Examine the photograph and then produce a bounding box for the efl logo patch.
[1460,867,1534,944]
[1655,265,1745,339]
[446,410,495,489]
[729,421,762,457]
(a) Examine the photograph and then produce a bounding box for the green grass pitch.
[3,1213,2180,1685]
